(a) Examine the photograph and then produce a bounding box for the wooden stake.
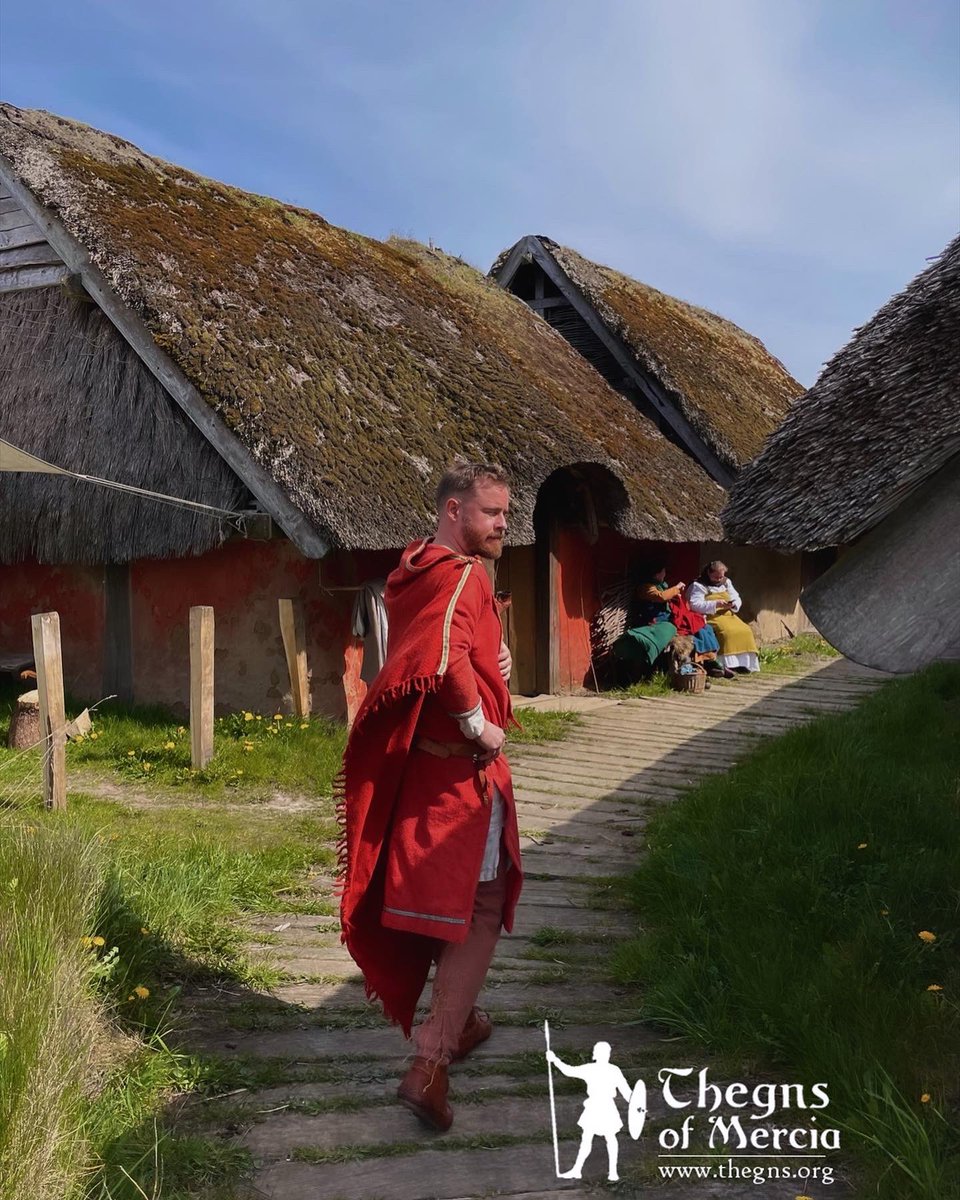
[31,612,66,810]
[278,598,311,718]
[189,606,215,768]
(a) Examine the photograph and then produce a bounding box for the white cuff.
[451,701,484,739]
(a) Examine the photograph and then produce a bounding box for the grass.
[758,631,840,671]
[509,707,581,742]
[0,782,336,1197]
[611,662,960,1199]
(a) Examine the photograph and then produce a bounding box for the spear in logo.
[544,1019,560,1176]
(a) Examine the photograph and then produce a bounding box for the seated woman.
[687,560,760,673]
[611,561,679,674]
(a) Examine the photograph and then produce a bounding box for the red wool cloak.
[337,538,523,1036]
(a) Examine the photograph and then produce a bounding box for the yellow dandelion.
[143,762,152,772]
[244,712,254,721]
[89,731,99,740]
[796,1195,814,1200]
[91,936,105,947]
[80,936,94,948]
[255,714,262,721]
[880,909,889,916]
[127,750,136,757]
[243,744,254,753]
[109,833,120,841]
[235,769,244,775]
[272,713,282,721]
[177,725,186,735]
[857,842,867,850]
[24,826,37,835]
[927,984,943,992]
[299,723,308,730]
[163,741,176,750]
[918,930,937,943]
[140,927,150,936]
[75,733,85,742]
[920,1093,931,1104]
[130,986,150,1000]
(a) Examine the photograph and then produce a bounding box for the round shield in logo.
[628,1078,647,1140]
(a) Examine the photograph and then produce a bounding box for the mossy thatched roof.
[0,104,724,551]
[496,238,802,473]
[724,233,960,551]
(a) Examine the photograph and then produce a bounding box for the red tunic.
[337,537,523,1035]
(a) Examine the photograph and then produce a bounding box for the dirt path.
[176,658,888,1199]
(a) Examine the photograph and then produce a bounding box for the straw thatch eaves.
[0,287,252,564]
[492,237,802,483]
[0,105,724,562]
[724,233,960,552]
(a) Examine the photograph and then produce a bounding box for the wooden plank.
[0,209,35,231]
[0,197,25,214]
[31,612,67,810]
[0,224,46,251]
[0,158,330,560]
[103,564,134,705]
[278,598,311,718]
[189,606,215,768]
[0,264,71,293]
[0,243,62,269]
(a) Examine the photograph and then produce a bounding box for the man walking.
[338,461,523,1131]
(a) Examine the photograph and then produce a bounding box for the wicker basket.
[670,669,706,695]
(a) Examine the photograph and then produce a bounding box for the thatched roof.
[0,104,724,553]
[0,288,252,564]
[492,237,802,474]
[724,234,960,551]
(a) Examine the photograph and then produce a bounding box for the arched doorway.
[532,464,628,694]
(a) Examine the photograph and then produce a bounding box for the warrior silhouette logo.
[544,1021,646,1182]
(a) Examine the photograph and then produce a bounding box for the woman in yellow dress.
[687,560,759,673]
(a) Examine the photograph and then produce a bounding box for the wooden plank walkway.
[181,658,888,1198]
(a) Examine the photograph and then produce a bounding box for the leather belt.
[413,736,490,803]
[413,736,477,759]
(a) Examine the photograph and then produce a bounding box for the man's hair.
[435,461,511,509]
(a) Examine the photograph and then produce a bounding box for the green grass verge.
[509,706,581,742]
[611,663,960,1199]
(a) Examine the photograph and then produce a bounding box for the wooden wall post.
[189,606,215,768]
[31,611,67,810]
[278,598,311,718]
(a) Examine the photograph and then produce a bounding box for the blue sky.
[2,0,957,385]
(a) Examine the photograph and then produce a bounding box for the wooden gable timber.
[0,178,70,293]
[0,157,330,560]
[493,236,735,488]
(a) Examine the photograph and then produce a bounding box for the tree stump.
[7,690,41,750]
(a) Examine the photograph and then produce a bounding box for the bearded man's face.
[456,479,509,560]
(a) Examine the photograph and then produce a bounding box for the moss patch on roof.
[514,239,803,472]
[724,233,960,551]
[0,105,724,550]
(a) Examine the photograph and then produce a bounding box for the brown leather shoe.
[451,1007,493,1062]
[397,1056,453,1131]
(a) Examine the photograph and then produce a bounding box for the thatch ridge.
[0,104,724,551]
[723,233,960,551]
[494,237,802,473]
[0,288,251,564]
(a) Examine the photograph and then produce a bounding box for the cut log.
[7,689,40,750]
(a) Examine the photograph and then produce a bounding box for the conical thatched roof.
[493,237,802,474]
[724,233,960,551]
[0,104,724,556]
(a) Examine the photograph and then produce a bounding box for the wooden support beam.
[278,598,311,718]
[31,612,67,810]
[189,606,215,768]
[0,264,71,293]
